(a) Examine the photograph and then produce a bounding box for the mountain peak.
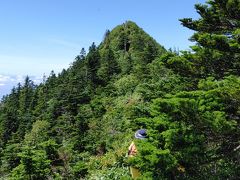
[101,21,165,55]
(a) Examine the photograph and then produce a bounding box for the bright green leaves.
[160,52,194,77]
[133,75,239,178]
[24,120,50,146]
[203,111,236,132]
[0,12,239,178]
[85,42,101,86]
[180,0,240,78]
[72,161,88,178]
[7,120,59,179]
[0,143,21,174]
[192,33,230,51]
[114,75,139,96]
[10,146,51,180]
[130,140,178,178]
[103,21,166,78]
[97,47,120,83]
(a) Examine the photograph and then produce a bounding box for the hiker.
[128,129,147,179]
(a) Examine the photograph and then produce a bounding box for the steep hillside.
[0,1,239,178]
[0,21,169,179]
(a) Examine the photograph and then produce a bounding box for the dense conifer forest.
[0,0,239,179]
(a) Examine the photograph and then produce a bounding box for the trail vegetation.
[0,0,239,179]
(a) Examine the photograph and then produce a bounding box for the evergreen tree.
[0,16,239,179]
[0,86,21,145]
[180,0,240,78]
[85,43,101,86]
[98,46,120,83]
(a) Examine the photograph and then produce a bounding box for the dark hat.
[135,129,147,139]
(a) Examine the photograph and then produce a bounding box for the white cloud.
[0,75,11,86]
[0,74,24,90]
[10,78,16,82]
[0,74,44,97]
[0,74,43,85]
[13,75,43,85]
[15,75,25,83]
[0,74,10,81]
[32,76,43,84]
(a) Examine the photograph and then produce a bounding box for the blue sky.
[0,0,205,97]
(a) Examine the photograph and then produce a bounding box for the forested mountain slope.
[0,0,239,179]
